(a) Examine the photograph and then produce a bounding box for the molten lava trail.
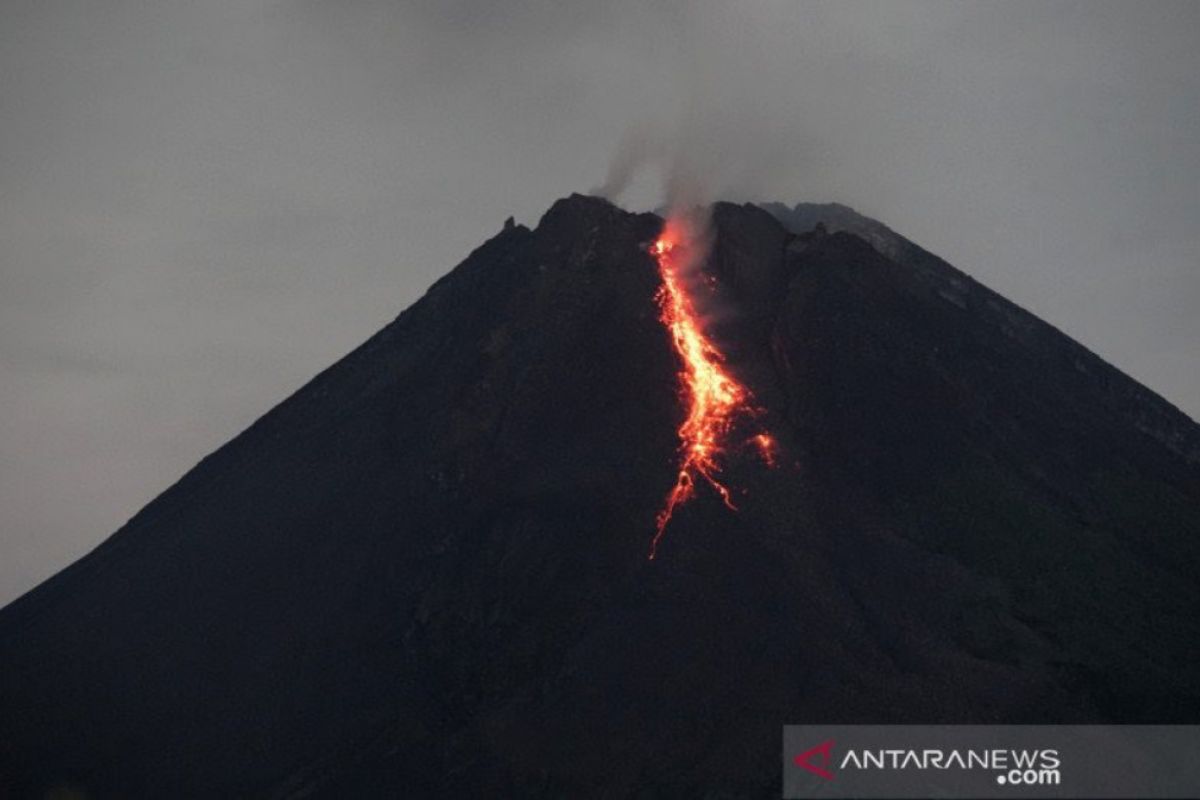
[649,219,775,559]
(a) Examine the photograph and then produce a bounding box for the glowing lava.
[649,218,774,560]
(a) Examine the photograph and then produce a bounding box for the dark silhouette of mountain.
[1,195,1197,798]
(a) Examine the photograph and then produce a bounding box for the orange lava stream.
[649,220,775,560]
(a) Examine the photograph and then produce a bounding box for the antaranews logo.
[793,739,836,781]
[783,725,1200,799]
[793,738,1061,786]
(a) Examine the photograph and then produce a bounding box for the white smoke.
[590,115,717,218]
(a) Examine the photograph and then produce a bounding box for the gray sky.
[2,0,1197,606]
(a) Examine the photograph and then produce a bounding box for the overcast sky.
[1,0,1197,606]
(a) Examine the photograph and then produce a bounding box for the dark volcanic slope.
[1,196,1198,798]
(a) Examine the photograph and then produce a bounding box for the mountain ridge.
[761,199,1199,461]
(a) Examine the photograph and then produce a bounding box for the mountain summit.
[2,195,1198,797]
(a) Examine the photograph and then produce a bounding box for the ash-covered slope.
[1,195,1198,798]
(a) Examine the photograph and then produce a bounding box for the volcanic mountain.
[1,195,1198,798]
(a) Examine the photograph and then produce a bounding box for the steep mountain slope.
[761,200,1200,462]
[1,195,1197,798]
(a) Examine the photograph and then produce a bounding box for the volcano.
[1,195,1198,798]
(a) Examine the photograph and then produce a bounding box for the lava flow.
[649,217,775,560]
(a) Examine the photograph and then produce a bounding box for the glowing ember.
[649,217,775,559]
[752,433,777,468]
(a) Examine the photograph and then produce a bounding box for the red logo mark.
[794,739,836,780]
